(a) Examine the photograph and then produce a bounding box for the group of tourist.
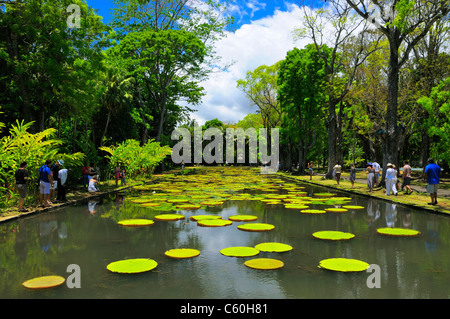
[14,159,72,211]
[328,158,442,206]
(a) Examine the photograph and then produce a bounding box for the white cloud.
[190,3,311,125]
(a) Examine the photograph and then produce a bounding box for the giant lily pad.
[165,248,200,259]
[284,204,309,209]
[300,209,326,214]
[106,258,158,274]
[324,208,348,213]
[228,215,258,222]
[244,258,284,270]
[22,275,65,289]
[254,242,293,253]
[312,230,355,241]
[189,215,222,221]
[140,203,162,208]
[318,258,369,272]
[154,214,185,221]
[220,246,260,257]
[197,219,233,227]
[238,223,275,232]
[342,205,365,210]
[118,219,154,227]
[175,204,201,210]
[376,227,421,237]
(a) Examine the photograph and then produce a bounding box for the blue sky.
[86,0,325,125]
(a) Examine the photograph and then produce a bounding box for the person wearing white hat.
[385,163,398,196]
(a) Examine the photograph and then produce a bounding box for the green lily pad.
[318,258,369,272]
[324,208,348,213]
[228,215,258,221]
[165,248,200,259]
[244,258,284,270]
[189,215,222,221]
[300,209,326,214]
[22,275,66,289]
[106,258,158,274]
[342,205,365,210]
[376,227,421,237]
[220,246,260,257]
[140,203,161,207]
[197,219,233,227]
[175,204,201,210]
[238,223,275,232]
[254,242,293,253]
[284,204,309,209]
[312,230,355,241]
[117,219,154,227]
[154,214,185,221]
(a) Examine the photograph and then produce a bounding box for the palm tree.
[99,65,134,147]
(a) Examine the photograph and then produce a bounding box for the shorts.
[16,184,27,198]
[427,184,439,194]
[40,181,50,195]
[402,177,411,186]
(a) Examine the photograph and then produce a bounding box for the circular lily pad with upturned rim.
[312,230,355,241]
[118,219,154,227]
[165,248,200,259]
[220,246,260,257]
[324,208,348,213]
[244,258,284,270]
[197,219,233,227]
[376,227,421,237]
[22,275,65,289]
[175,204,202,210]
[140,203,162,208]
[189,215,222,221]
[318,258,369,272]
[228,215,258,222]
[154,214,185,221]
[106,258,158,274]
[254,242,293,253]
[300,209,326,214]
[238,223,275,232]
[342,205,365,210]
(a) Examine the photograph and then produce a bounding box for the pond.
[0,167,449,299]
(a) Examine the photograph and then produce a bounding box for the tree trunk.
[380,34,401,185]
[326,99,339,178]
[100,110,111,147]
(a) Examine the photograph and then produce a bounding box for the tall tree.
[237,62,283,129]
[345,0,450,183]
[111,29,207,142]
[277,44,328,173]
[296,0,381,178]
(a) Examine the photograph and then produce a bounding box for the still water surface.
[0,175,449,299]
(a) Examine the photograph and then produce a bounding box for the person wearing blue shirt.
[424,158,441,205]
[39,159,54,208]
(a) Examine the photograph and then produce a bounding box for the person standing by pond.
[114,164,121,187]
[308,161,314,180]
[333,163,342,185]
[385,163,398,196]
[39,160,54,208]
[424,158,441,205]
[372,161,381,187]
[365,163,375,192]
[81,163,90,189]
[15,161,28,212]
[349,163,356,188]
[402,160,413,195]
